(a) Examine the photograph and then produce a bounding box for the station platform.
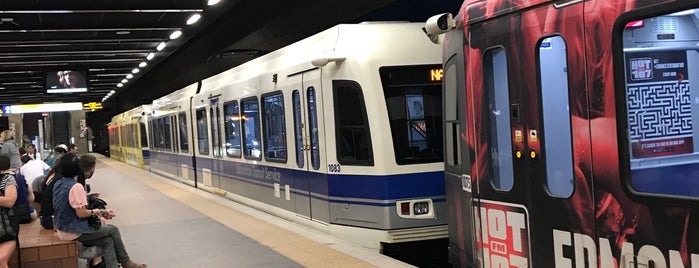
[81,154,413,267]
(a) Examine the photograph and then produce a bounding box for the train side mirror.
[423,13,455,44]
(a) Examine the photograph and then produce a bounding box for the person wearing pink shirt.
[52,154,145,268]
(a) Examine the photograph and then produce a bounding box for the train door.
[290,69,328,222]
[171,114,181,178]
[208,97,224,191]
[467,4,591,267]
[443,29,475,266]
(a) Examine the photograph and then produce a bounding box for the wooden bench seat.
[9,220,78,268]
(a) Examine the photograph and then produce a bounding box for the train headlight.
[396,199,434,219]
[413,201,430,215]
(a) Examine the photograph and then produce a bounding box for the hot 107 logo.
[473,200,531,268]
[629,57,653,80]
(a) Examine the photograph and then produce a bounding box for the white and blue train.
[113,22,446,251]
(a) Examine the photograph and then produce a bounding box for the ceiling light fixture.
[187,14,201,25]
[139,62,147,68]
[156,42,166,51]
[121,79,128,83]
[146,53,155,60]
[132,68,140,74]
[126,74,133,79]
[117,83,123,87]
[208,0,220,6]
[116,31,130,35]
[110,90,115,94]
[169,30,182,40]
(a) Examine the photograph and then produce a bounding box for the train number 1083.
[328,164,341,173]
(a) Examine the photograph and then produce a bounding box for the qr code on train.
[626,81,692,140]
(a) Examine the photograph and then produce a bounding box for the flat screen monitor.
[46,70,89,93]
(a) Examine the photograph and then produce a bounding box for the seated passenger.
[0,155,17,267]
[19,155,50,186]
[52,154,146,268]
[38,162,63,230]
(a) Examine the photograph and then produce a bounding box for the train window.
[537,35,574,198]
[333,81,373,166]
[380,64,443,165]
[209,107,219,157]
[163,116,172,150]
[196,108,209,155]
[223,101,241,158]
[444,58,461,167]
[307,88,320,170]
[292,90,304,168]
[620,8,699,198]
[242,97,262,160]
[172,115,179,153]
[262,93,287,162]
[138,122,148,148]
[178,112,189,153]
[483,48,514,191]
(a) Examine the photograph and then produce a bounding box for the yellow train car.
[109,105,151,169]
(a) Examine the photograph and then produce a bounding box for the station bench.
[9,220,78,268]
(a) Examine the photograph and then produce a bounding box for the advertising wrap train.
[110,22,447,252]
[425,0,699,267]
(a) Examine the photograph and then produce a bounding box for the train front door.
[290,69,328,222]
[466,3,594,267]
[208,96,224,192]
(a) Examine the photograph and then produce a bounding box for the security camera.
[424,13,455,36]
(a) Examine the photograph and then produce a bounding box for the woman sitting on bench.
[52,154,146,268]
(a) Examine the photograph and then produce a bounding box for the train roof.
[111,104,152,124]
[151,82,200,110]
[460,0,551,24]
[197,22,440,96]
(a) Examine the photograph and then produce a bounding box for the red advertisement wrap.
[444,0,698,267]
[473,200,530,268]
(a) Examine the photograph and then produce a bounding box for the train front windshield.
[380,65,444,165]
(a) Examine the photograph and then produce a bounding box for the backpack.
[11,173,32,224]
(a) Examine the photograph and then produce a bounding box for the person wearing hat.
[45,144,68,168]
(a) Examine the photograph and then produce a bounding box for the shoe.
[90,260,106,268]
[121,260,147,268]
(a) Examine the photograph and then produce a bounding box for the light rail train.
[426,0,699,267]
[111,22,447,256]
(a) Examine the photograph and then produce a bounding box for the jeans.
[77,224,130,268]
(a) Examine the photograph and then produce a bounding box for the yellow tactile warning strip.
[99,158,378,268]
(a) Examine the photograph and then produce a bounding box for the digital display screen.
[46,70,89,93]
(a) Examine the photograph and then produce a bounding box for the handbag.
[87,215,101,230]
[12,202,31,224]
[0,174,19,240]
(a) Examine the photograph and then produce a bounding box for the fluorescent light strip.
[46,87,88,93]
[8,102,83,113]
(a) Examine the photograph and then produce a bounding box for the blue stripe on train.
[152,152,446,202]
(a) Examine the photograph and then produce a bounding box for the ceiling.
[0,0,460,113]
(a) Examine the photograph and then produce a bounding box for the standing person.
[69,144,79,155]
[26,144,41,160]
[0,131,21,170]
[52,154,146,268]
[0,155,17,268]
